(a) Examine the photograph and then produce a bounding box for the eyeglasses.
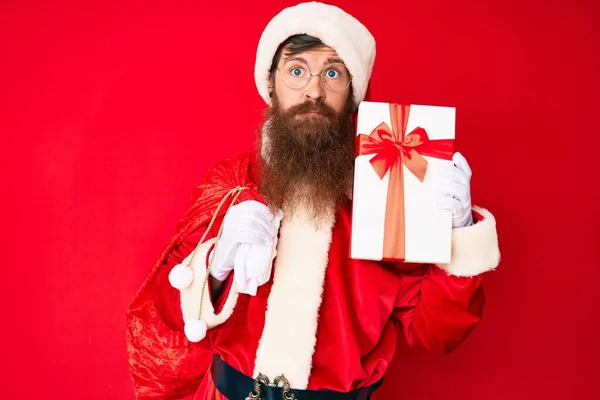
[277,60,352,92]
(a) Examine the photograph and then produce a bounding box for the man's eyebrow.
[327,57,345,64]
[283,56,309,65]
[282,56,346,67]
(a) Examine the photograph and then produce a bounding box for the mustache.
[284,100,338,119]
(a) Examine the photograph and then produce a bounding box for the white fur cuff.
[436,206,500,277]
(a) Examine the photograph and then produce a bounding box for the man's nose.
[303,74,326,102]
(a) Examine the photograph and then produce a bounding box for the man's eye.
[290,67,305,77]
[325,69,340,79]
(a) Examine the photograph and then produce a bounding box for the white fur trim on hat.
[255,2,376,107]
[178,238,240,341]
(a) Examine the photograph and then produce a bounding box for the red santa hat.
[254,1,376,108]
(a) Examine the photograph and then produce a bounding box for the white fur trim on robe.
[252,208,334,389]
[436,206,500,277]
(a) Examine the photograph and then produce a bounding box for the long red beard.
[258,95,355,222]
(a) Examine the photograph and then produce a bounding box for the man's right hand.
[210,200,283,295]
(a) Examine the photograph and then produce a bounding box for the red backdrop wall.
[2,0,599,398]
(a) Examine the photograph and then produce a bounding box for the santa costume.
[126,2,500,399]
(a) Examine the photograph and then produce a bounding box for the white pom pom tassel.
[184,318,207,342]
[168,263,194,290]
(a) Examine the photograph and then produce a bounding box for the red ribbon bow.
[355,103,454,260]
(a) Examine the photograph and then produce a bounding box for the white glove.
[210,200,283,295]
[426,152,474,228]
[231,243,278,296]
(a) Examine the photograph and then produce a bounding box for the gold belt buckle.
[245,373,270,400]
[246,373,297,400]
[274,374,297,400]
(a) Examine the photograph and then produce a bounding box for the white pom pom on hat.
[168,263,194,290]
[184,318,208,342]
[254,1,376,108]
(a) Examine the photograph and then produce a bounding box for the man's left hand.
[426,152,474,228]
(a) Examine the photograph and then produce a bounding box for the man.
[126,2,500,399]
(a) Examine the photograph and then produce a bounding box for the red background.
[2,0,599,398]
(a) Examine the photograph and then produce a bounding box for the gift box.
[351,101,456,264]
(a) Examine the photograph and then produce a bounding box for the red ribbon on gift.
[356,103,454,261]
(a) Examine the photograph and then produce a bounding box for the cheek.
[328,92,350,113]
[275,85,302,111]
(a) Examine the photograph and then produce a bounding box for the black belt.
[211,354,383,400]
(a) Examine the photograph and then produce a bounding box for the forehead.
[281,45,344,66]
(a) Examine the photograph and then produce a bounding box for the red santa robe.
[126,151,500,399]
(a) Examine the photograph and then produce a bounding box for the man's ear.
[268,74,275,98]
